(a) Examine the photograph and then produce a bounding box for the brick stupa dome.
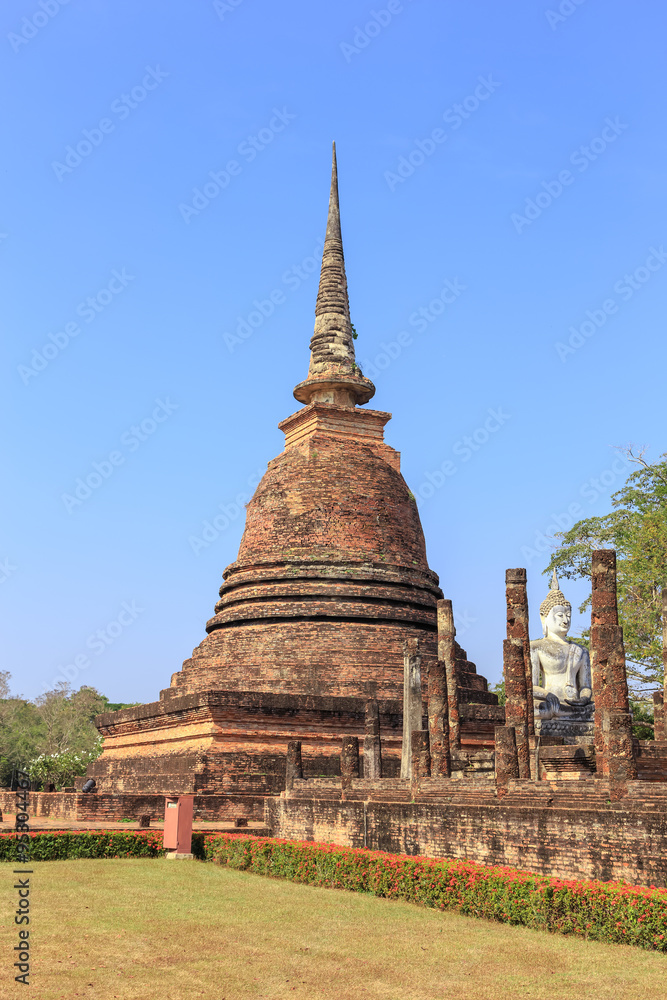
[167,144,443,702]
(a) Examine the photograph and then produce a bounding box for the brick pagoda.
[89,145,498,798]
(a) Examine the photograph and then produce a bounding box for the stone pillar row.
[497,553,637,794]
[401,600,457,784]
[288,550,641,798]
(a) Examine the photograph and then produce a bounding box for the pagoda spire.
[293,143,375,407]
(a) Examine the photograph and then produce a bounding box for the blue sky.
[2,0,665,702]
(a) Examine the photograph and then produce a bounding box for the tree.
[33,683,107,758]
[546,449,667,696]
[0,671,11,700]
[0,676,108,787]
[28,743,102,790]
[491,680,506,706]
[0,699,45,786]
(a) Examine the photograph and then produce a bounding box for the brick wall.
[268,778,667,888]
[0,791,266,824]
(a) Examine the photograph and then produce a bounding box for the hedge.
[0,830,207,861]
[203,834,667,952]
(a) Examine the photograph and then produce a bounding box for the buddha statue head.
[539,570,572,641]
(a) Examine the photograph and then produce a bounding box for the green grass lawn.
[2,859,666,999]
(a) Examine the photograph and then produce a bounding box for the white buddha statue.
[530,571,594,727]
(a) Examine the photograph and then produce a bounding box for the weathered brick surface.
[505,568,534,737]
[363,700,382,778]
[591,549,619,627]
[503,638,530,778]
[494,726,519,796]
[91,691,407,795]
[590,551,636,786]
[427,659,450,777]
[0,791,266,823]
[170,427,444,703]
[341,736,360,793]
[286,741,303,790]
[636,740,667,781]
[268,781,667,887]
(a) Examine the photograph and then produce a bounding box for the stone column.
[401,638,423,779]
[654,691,665,742]
[437,599,460,750]
[285,740,303,790]
[654,591,667,741]
[341,736,359,794]
[604,710,638,786]
[503,638,530,779]
[428,659,451,777]
[661,590,667,740]
[590,550,637,788]
[505,568,535,737]
[363,699,382,778]
[591,550,617,763]
[410,730,431,795]
[494,726,519,798]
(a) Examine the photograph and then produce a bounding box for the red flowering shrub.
[204,835,667,952]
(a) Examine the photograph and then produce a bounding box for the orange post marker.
[163,795,194,856]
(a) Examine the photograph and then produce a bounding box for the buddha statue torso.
[530,572,594,736]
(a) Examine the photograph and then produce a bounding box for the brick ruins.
[57,145,666,886]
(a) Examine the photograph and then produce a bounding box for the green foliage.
[0,830,207,861]
[28,742,102,788]
[100,699,142,713]
[203,835,667,952]
[350,323,358,340]
[631,700,655,740]
[0,675,118,787]
[0,698,45,785]
[546,450,667,695]
[491,680,506,706]
[35,684,107,756]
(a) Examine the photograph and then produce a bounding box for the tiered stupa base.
[90,635,501,796]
